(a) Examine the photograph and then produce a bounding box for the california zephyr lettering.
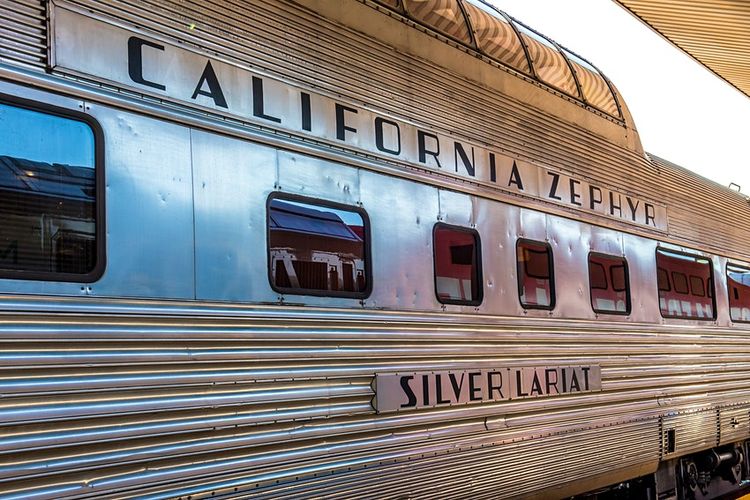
[51,7,667,230]
[374,366,602,413]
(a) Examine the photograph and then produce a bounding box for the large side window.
[656,248,715,320]
[0,98,102,281]
[517,240,554,309]
[433,224,482,305]
[588,253,630,315]
[727,264,750,322]
[267,196,370,298]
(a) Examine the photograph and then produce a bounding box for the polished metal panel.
[192,129,278,302]
[0,0,750,498]
[359,169,438,310]
[719,405,750,446]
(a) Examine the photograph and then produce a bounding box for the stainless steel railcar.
[1,0,750,498]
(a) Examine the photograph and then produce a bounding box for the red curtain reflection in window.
[434,226,480,304]
[588,254,629,314]
[656,249,714,319]
[517,240,554,309]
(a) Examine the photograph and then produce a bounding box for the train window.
[656,248,715,320]
[267,196,370,298]
[433,224,482,305]
[517,240,554,309]
[0,98,103,282]
[727,264,750,322]
[462,0,532,75]
[512,22,580,98]
[560,48,620,117]
[402,0,474,45]
[588,253,630,315]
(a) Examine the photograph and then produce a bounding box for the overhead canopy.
[614,0,750,98]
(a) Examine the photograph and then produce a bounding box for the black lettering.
[544,368,558,395]
[645,203,656,226]
[191,61,227,108]
[487,371,504,399]
[448,372,465,400]
[508,161,524,190]
[515,370,529,397]
[468,372,482,401]
[335,103,358,141]
[561,368,568,392]
[417,130,442,168]
[374,117,401,155]
[626,197,640,221]
[435,374,450,404]
[581,367,591,391]
[609,192,622,217]
[569,179,582,206]
[569,370,581,392]
[454,142,475,177]
[399,376,417,408]
[300,92,311,131]
[489,153,497,183]
[0,241,17,264]
[529,372,543,396]
[422,374,430,406]
[589,185,603,210]
[547,171,562,200]
[127,37,166,91]
[251,76,280,122]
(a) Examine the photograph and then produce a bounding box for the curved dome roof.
[371,0,623,120]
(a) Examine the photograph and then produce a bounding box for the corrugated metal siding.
[0,0,46,68]
[615,0,750,99]
[50,0,750,262]
[0,297,750,497]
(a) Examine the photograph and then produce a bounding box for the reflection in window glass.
[403,0,473,44]
[513,23,579,98]
[462,0,531,74]
[656,249,714,320]
[268,198,368,297]
[727,264,750,322]
[517,240,554,309]
[0,102,97,278]
[562,49,620,117]
[433,225,481,304]
[589,254,629,315]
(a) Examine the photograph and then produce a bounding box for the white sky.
[487,0,750,193]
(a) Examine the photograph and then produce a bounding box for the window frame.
[587,252,631,316]
[432,222,483,306]
[265,193,372,299]
[516,239,555,310]
[655,247,716,321]
[726,262,750,323]
[0,93,106,283]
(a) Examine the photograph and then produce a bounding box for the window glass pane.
[656,249,714,320]
[0,102,97,277]
[462,1,531,74]
[434,225,481,304]
[403,0,473,44]
[562,49,620,117]
[517,240,554,309]
[657,267,670,291]
[727,264,750,322]
[268,198,368,296]
[589,254,629,314]
[513,23,579,97]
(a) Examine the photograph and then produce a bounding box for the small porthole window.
[267,195,370,298]
[517,240,554,309]
[727,264,750,322]
[656,248,715,320]
[588,253,630,315]
[433,224,482,305]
